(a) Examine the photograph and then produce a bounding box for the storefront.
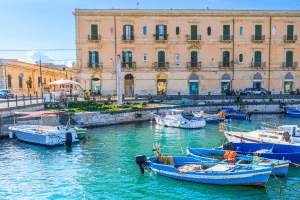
[284,73,293,93]
[221,74,231,94]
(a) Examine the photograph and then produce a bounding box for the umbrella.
[49,79,80,85]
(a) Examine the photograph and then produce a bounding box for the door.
[157,74,166,95]
[190,82,198,94]
[287,25,294,40]
[284,82,293,93]
[253,82,262,88]
[254,51,261,67]
[223,25,230,40]
[223,51,230,67]
[255,25,262,40]
[221,82,230,94]
[125,51,132,67]
[91,24,98,40]
[191,51,198,67]
[191,25,197,40]
[91,79,101,94]
[158,51,165,67]
[286,51,293,67]
[124,74,134,96]
[125,25,131,40]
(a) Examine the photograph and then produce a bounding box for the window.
[89,51,99,67]
[91,24,98,40]
[272,27,277,35]
[176,27,180,35]
[143,54,147,63]
[207,27,211,35]
[240,27,243,35]
[143,26,147,35]
[239,54,243,62]
[175,54,180,63]
[7,74,11,88]
[19,76,22,88]
[123,25,133,40]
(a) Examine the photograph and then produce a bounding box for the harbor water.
[0,114,300,199]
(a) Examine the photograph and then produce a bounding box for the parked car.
[0,89,14,98]
[290,89,300,95]
[224,90,236,96]
[242,88,271,95]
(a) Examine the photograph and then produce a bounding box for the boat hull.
[154,115,206,129]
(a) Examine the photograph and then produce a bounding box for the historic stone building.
[0,59,76,96]
[73,9,299,95]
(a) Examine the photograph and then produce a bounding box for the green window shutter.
[286,51,293,67]
[223,25,230,36]
[122,51,125,63]
[156,25,159,35]
[19,77,22,88]
[207,27,211,35]
[89,51,92,62]
[239,54,243,62]
[287,25,294,37]
[91,24,98,36]
[191,51,197,62]
[158,51,165,63]
[131,25,133,37]
[223,51,230,67]
[255,51,261,62]
[8,75,11,88]
[255,25,262,36]
[164,25,167,35]
[191,25,197,36]
[123,25,126,37]
[128,51,132,62]
[94,51,99,63]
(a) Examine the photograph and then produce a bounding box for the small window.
[143,26,147,35]
[272,27,277,35]
[143,54,147,63]
[239,27,243,35]
[207,27,211,35]
[110,26,115,35]
[176,27,180,35]
[176,54,180,63]
[239,54,243,62]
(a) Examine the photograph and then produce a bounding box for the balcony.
[219,62,233,69]
[154,34,168,43]
[88,62,103,68]
[220,35,233,43]
[284,35,297,43]
[154,62,169,71]
[121,62,136,71]
[187,62,201,71]
[251,62,266,68]
[88,35,101,42]
[122,35,134,43]
[187,35,201,43]
[283,62,298,68]
[252,35,265,43]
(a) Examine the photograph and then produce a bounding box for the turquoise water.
[0,114,300,199]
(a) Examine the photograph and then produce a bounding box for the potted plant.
[84,91,90,100]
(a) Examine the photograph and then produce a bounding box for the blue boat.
[221,107,247,120]
[187,148,289,177]
[286,108,300,118]
[142,156,273,187]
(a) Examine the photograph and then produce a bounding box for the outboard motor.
[283,131,291,143]
[223,142,235,151]
[65,132,73,147]
[135,155,147,173]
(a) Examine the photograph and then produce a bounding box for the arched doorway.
[221,74,231,94]
[157,74,167,95]
[253,73,262,88]
[284,73,293,93]
[124,74,134,96]
[189,74,199,94]
[91,74,101,94]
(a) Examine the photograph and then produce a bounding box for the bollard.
[30,94,32,105]
[23,95,25,106]
[36,93,38,103]
[135,94,138,100]
[7,97,9,108]
[16,95,18,107]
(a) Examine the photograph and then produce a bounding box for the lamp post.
[117,55,122,105]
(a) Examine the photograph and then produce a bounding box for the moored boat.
[68,126,87,139]
[286,108,300,118]
[221,107,247,120]
[193,111,226,123]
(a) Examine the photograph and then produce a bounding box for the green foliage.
[84,91,89,99]
[269,99,273,102]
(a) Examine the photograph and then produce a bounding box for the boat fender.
[65,132,73,147]
[135,155,147,173]
[223,142,235,151]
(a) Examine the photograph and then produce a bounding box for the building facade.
[0,59,76,96]
[73,9,299,95]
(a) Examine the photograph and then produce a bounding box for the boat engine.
[65,132,73,147]
[223,142,235,151]
[135,155,147,173]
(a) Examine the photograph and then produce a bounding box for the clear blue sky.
[0,0,299,67]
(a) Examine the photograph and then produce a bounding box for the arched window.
[7,74,12,88]
[19,76,22,88]
[239,54,243,62]
[207,27,211,35]
[239,27,243,35]
[143,26,147,35]
[176,27,180,35]
[125,74,134,80]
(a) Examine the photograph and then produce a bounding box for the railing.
[88,62,103,68]
[284,35,297,42]
[88,35,101,41]
[283,62,298,68]
[187,62,201,68]
[220,35,233,42]
[251,62,266,68]
[154,34,168,41]
[219,62,233,68]
[154,62,170,68]
[122,62,136,68]
[187,35,201,41]
[252,35,265,42]
[122,34,134,41]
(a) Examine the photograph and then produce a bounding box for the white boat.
[9,125,79,147]
[193,111,226,123]
[153,109,206,129]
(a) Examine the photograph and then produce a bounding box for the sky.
[0,0,299,67]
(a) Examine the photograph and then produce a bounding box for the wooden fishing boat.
[286,108,300,118]
[187,148,289,176]
[221,107,247,120]
[67,126,87,139]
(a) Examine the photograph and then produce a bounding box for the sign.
[19,73,24,78]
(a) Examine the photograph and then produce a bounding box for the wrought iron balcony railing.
[187,35,201,41]
[122,34,134,41]
[219,62,233,68]
[284,35,297,42]
[121,62,136,68]
[251,62,266,68]
[220,35,233,42]
[154,62,170,68]
[154,34,168,41]
[88,62,103,68]
[88,35,101,41]
[187,62,201,68]
[283,62,298,68]
[252,35,265,42]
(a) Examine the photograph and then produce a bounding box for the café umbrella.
[49,79,80,96]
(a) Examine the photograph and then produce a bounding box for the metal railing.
[122,62,136,68]
[252,35,265,42]
[187,35,201,41]
[88,35,101,41]
[219,62,233,68]
[88,62,103,68]
[187,62,201,68]
[154,62,170,68]
[154,34,168,41]
[284,35,297,42]
[220,35,233,42]
[283,62,298,68]
[122,34,134,41]
[251,62,266,68]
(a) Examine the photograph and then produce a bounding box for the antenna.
[137,2,139,9]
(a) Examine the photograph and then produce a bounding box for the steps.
[59,113,77,125]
